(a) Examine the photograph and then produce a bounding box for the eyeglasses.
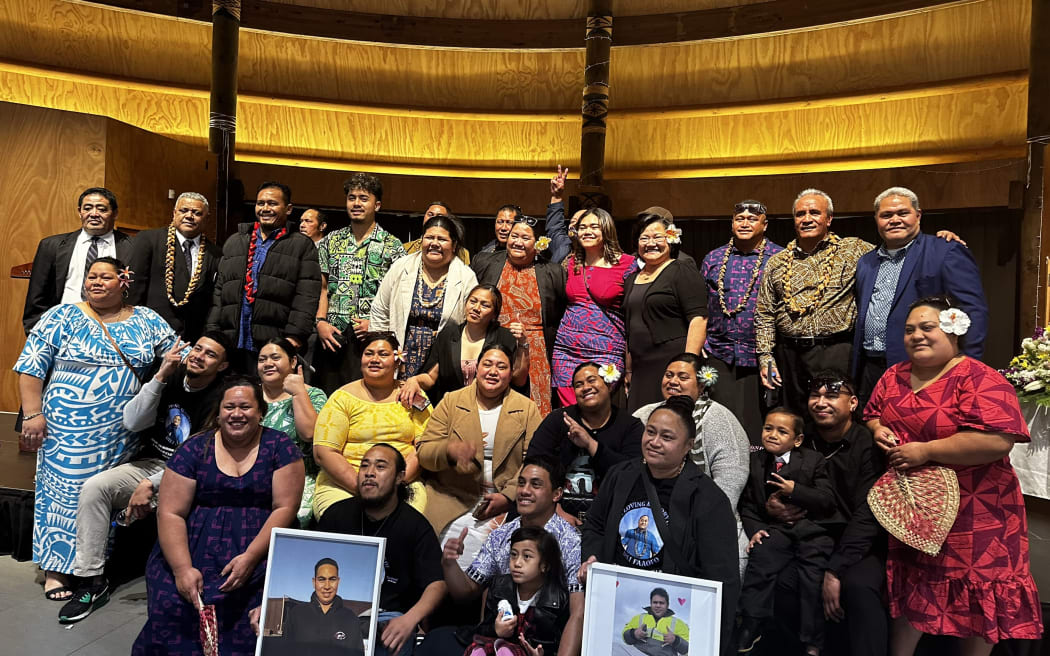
[807,378,855,397]
[732,216,762,225]
[638,234,668,245]
[734,202,766,215]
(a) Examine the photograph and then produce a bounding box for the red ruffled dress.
[864,357,1043,642]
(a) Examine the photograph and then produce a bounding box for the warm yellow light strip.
[237,145,1026,180]
[0,58,1026,123]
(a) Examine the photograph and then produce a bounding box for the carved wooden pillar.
[1022,0,1050,335]
[210,0,240,242]
[577,0,613,213]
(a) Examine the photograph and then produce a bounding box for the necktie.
[183,240,194,271]
[775,459,785,472]
[82,236,100,299]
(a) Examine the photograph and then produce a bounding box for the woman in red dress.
[864,296,1042,655]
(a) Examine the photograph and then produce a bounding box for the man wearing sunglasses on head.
[700,200,784,444]
[477,167,571,264]
[767,371,886,656]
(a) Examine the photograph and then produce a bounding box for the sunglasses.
[513,215,538,227]
[734,202,766,216]
[807,378,855,396]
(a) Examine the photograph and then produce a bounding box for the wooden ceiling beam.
[87,0,967,48]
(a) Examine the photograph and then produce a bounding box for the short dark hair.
[344,173,383,201]
[651,395,697,445]
[314,557,339,576]
[497,204,522,220]
[467,284,503,321]
[89,256,126,273]
[478,342,515,364]
[520,454,565,492]
[633,213,681,259]
[425,200,450,213]
[360,331,400,351]
[572,361,603,382]
[78,187,118,213]
[261,337,299,361]
[765,406,804,435]
[219,375,268,417]
[422,215,462,251]
[367,443,413,503]
[199,330,233,361]
[665,352,704,376]
[257,181,292,204]
[650,587,670,602]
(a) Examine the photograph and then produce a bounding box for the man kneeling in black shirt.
[282,557,365,655]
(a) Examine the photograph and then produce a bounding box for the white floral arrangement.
[598,363,621,384]
[535,236,551,252]
[1003,328,1050,405]
[939,308,971,336]
[664,224,682,245]
[698,366,719,387]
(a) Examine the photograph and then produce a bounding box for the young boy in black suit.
[737,407,841,655]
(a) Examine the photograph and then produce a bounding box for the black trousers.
[312,334,363,395]
[707,355,765,447]
[855,350,888,413]
[775,338,853,413]
[741,521,833,647]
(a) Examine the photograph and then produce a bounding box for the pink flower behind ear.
[118,267,135,290]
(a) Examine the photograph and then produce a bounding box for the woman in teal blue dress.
[15,257,175,600]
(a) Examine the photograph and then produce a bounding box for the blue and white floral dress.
[14,303,174,573]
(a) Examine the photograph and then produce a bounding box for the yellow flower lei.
[782,233,840,316]
[165,224,207,308]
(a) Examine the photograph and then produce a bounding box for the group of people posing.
[13,168,1042,656]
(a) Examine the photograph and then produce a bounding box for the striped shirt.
[862,240,915,352]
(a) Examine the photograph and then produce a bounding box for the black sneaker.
[737,617,763,653]
[59,581,110,624]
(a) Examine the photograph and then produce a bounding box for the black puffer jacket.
[206,223,321,347]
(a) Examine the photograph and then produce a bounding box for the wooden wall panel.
[263,0,759,20]
[103,119,217,233]
[0,103,108,412]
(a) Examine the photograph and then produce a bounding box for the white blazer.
[370,252,479,348]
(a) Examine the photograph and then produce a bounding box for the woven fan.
[198,592,219,656]
[867,465,960,556]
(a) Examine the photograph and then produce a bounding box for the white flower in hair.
[598,364,621,384]
[665,224,682,244]
[698,366,719,387]
[939,308,971,336]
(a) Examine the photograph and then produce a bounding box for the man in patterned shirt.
[403,201,471,264]
[851,187,986,405]
[314,173,406,393]
[755,189,873,412]
[701,200,784,442]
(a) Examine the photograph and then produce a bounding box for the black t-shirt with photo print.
[614,472,675,570]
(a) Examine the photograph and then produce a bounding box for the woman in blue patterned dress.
[552,208,635,406]
[133,376,304,655]
[15,257,176,600]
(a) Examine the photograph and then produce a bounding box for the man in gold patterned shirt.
[755,189,873,412]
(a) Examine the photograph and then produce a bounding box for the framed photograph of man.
[256,528,386,656]
[582,563,723,656]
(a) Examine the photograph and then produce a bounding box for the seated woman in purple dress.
[133,376,305,655]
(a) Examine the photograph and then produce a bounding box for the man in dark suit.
[852,186,988,404]
[22,187,133,333]
[126,192,221,341]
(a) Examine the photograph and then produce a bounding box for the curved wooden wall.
[0,0,1030,179]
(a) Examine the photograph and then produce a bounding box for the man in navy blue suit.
[852,187,988,404]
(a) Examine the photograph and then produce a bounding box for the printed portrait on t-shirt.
[165,404,191,447]
[618,503,666,568]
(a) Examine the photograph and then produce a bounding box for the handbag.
[867,464,960,556]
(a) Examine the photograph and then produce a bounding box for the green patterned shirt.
[318,223,406,331]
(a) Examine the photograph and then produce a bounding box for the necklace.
[165,224,208,307]
[782,233,840,316]
[415,272,446,310]
[822,442,846,460]
[716,238,767,316]
[361,507,394,536]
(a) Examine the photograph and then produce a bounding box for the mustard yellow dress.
[312,388,431,518]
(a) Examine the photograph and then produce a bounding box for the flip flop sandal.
[44,585,74,601]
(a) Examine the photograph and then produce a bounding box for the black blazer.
[126,228,221,341]
[23,229,134,333]
[422,320,519,405]
[622,259,706,349]
[470,251,567,362]
[738,446,842,538]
